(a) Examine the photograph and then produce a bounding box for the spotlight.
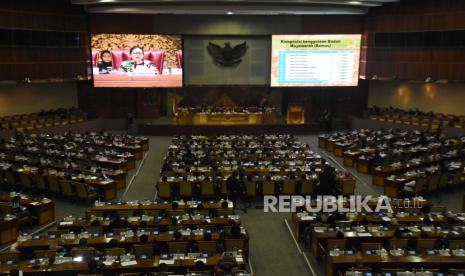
[425,77,433,83]
[371,75,378,80]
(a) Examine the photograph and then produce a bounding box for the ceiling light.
[348,1,362,4]
[227,11,234,15]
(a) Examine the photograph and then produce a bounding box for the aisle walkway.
[122,136,172,201]
[240,209,313,276]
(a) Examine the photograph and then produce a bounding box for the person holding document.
[119,46,159,75]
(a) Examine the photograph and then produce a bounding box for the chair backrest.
[91,50,99,67]
[416,239,437,253]
[70,248,95,259]
[327,239,346,251]
[34,249,57,259]
[59,180,74,197]
[19,173,33,188]
[224,239,245,252]
[103,247,126,256]
[388,239,409,250]
[197,241,217,255]
[245,181,256,196]
[143,209,161,217]
[451,170,463,186]
[145,50,164,73]
[427,174,440,191]
[179,181,192,198]
[282,180,295,195]
[192,209,210,216]
[361,242,383,252]
[262,181,275,195]
[341,178,355,195]
[157,181,171,198]
[47,175,60,194]
[438,172,449,188]
[35,174,47,190]
[216,209,233,216]
[300,179,315,195]
[75,182,90,199]
[167,241,188,254]
[414,177,426,193]
[200,181,215,197]
[111,50,131,69]
[176,50,183,68]
[166,209,185,217]
[449,239,465,250]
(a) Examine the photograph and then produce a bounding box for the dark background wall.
[365,0,465,81]
[0,0,88,81]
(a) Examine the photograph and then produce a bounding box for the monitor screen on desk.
[91,34,183,88]
[271,34,361,87]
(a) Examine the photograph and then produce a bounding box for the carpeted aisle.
[122,136,172,201]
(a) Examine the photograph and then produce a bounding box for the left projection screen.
[91,34,182,88]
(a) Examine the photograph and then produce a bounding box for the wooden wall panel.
[365,0,465,80]
[0,0,88,81]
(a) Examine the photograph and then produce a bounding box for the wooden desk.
[0,254,246,275]
[57,217,239,232]
[92,157,129,173]
[94,74,182,88]
[356,157,371,174]
[86,180,117,201]
[318,136,328,149]
[327,253,465,276]
[193,113,263,126]
[90,201,232,213]
[0,195,54,226]
[0,218,18,245]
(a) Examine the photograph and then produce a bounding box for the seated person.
[97,50,113,73]
[119,46,159,75]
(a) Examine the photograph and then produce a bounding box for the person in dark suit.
[317,165,337,196]
[226,171,241,210]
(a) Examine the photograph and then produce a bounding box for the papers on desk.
[59,221,74,226]
[29,201,40,206]
[236,256,244,263]
[314,227,327,233]
[357,232,372,237]
[121,260,138,266]
[159,259,175,265]
[103,260,114,266]
[381,217,391,222]
[300,216,316,221]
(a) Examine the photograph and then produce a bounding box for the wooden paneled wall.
[365,0,465,80]
[0,0,88,81]
[77,81,163,119]
[281,80,369,123]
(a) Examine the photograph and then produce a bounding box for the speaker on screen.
[90,34,182,88]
